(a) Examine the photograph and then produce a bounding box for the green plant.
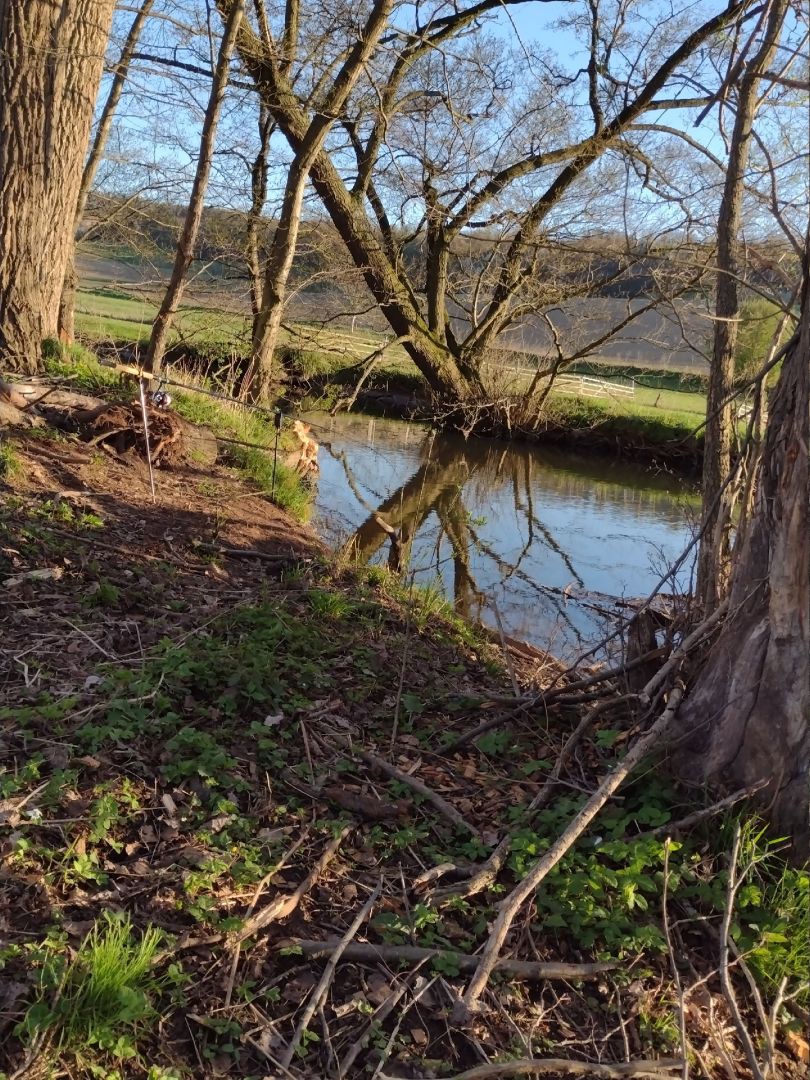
[84,580,121,608]
[726,820,809,1006]
[733,299,785,381]
[306,588,355,618]
[19,913,165,1064]
[0,441,22,480]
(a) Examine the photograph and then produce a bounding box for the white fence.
[553,373,635,399]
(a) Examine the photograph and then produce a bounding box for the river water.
[306,412,699,658]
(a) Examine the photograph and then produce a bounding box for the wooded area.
[0,0,807,1077]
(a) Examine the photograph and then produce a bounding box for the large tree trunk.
[676,256,809,855]
[145,0,243,375]
[0,0,116,373]
[696,0,788,612]
[58,0,155,344]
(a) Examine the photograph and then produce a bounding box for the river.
[306,412,699,658]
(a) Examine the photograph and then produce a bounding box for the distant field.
[73,275,708,426]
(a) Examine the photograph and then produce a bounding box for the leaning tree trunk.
[696,0,788,613]
[0,0,116,373]
[675,257,809,855]
[58,0,155,344]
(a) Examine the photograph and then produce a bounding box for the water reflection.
[309,413,698,656]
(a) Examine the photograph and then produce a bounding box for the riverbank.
[0,400,806,1078]
[70,281,708,473]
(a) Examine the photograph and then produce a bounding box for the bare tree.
[238,0,397,401]
[145,0,245,375]
[696,0,791,613]
[225,0,763,418]
[0,0,116,372]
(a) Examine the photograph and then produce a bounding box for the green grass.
[20,913,165,1064]
[40,342,313,520]
[545,392,701,444]
[0,441,23,480]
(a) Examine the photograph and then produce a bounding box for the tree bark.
[58,0,155,344]
[696,0,788,612]
[0,0,116,373]
[144,0,244,375]
[246,106,273,318]
[676,251,809,855]
[241,0,397,402]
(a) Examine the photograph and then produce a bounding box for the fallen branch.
[448,652,661,751]
[388,1058,683,1080]
[720,825,766,1080]
[436,696,635,903]
[356,749,481,837]
[454,684,685,1022]
[274,940,616,980]
[338,963,429,1079]
[639,780,768,839]
[230,826,350,944]
[281,882,382,1069]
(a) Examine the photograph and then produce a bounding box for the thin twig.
[455,684,685,1021]
[357,749,481,837]
[281,881,382,1068]
[719,824,765,1080]
[437,695,632,903]
[338,962,430,1078]
[224,830,310,1006]
[663,839,689,1080]
[380,1058,684,1079]
[640,780,767,839]
[230,827,350,945]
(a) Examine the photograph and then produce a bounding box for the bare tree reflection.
[338,434,593,644]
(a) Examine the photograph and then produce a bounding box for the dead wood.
[356,749,481,837]
[280,882,382,1069]
[435,696,631,904]
[454,683,686,1022]
[229,826,350,944]
[274,939,616,980]
[448,647,666,751]
[291,779,409,821]
[393,1059,684,1080]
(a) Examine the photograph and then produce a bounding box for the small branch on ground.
[454,683,685,1022]
[230,826,351,945]
[281,881,382,1068]
[638,780,768,839]
[436,696,631,903]
[274,940,616,980]
[719,825,766,1080]
[356,749,481,838]
[379,1058,685,1079]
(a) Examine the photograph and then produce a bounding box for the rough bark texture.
[0,0,116,372]
[59,0,155,343]
[696,0,788,612]
[246,106,273,318]
[145,0,243,374]
[676,261,809,855]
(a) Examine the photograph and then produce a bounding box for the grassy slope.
[0,476,805,1078]
[42,343,312,520]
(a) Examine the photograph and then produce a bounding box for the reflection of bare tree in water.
[340,436,588,643]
